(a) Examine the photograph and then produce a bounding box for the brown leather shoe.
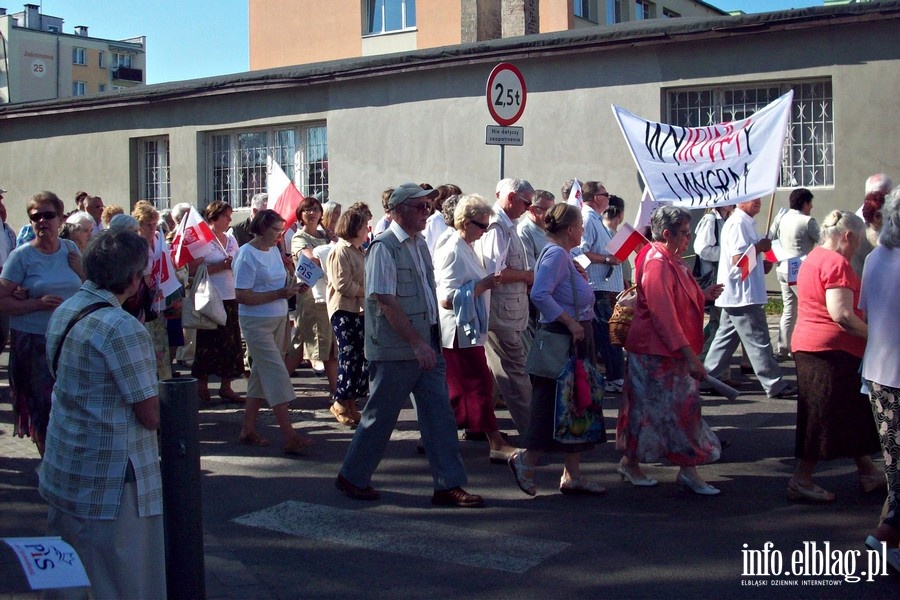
[335,473,380,501]
[431,486,484,508]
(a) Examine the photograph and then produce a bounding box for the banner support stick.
[764,191,777,239]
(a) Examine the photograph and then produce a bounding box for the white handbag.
[193,264,227,327]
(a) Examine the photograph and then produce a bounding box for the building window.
[113,53,133,68]
[662,7,680,18]
[575,0,598,22]
[364,0,416,35]
[606,0,622,24]
[667,80,834,187]
[98,84,106,92]
[99,52,106,68]
[209,124,328,209]
[47,25,59,33]
[139,137,171,208]
[72,81,86,96]
[635,1,653,20]
[72,47,85,65]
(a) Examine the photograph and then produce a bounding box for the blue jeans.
[593,291,624,381]
[339,353,468,491]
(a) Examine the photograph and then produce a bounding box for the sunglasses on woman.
[29,211,59,222]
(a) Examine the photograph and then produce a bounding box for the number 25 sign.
[486,63,527,126]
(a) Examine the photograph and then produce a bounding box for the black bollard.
[159,376,206,600]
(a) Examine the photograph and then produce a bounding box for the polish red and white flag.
[605,222,648,262]
[731,245,758,281]
[171,206,215,268]
[152,234,182,310]
[566,178,583,208]
[268,159,305,230]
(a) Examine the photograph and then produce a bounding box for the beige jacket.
[325,239,365,317]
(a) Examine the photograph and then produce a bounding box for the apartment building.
[249,0,725,69]
[0,3,145,104]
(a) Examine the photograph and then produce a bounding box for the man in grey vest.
[477,178,535,435]
[336,183,483,508]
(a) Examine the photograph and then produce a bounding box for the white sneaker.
[604,379,624,393]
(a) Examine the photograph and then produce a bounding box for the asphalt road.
[1,335,897,599]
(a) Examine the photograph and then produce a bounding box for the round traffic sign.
[486,63,527,126]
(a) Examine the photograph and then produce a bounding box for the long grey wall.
[0,14,897,232]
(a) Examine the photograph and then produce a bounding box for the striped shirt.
[580,205,624,293]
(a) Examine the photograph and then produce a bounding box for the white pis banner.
[612,91,793,209]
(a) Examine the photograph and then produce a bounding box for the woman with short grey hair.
[62,211,94,251]
[788,209,880,502]
[616,204,723,494]
[861,189,900,559]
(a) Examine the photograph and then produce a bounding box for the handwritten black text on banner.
[612,91,793,208]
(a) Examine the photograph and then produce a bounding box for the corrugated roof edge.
[2,0,898,119]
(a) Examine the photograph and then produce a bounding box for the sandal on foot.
[508,451,536,496]
[238,431,270,447]
[560,476,607,496]
[330,402,358,426]
[859,474,886,494]
[284,436,316,455]
[787,478,835,502]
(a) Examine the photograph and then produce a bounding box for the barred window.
[138,137,171,208]
[208,124,328,209]
[666,80,834,187]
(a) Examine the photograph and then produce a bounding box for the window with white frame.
[666,80,834,187]
[72,47,85,65]
[208,124,328,209]
[575,0,599,22]
[662,7,680,18]
[113,53,133,68]
[72,81,86,96]
[98,84,106,92]
[606,0,622,24]
[635,1,653,20]
[138,137,171,208]
[364,0,416,35]
[99,52,106,68]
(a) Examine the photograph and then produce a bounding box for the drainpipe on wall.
[0,31,9,103]
[56,33,60,98]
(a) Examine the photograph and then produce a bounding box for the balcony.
[112,66,143,83]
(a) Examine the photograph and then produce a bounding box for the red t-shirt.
[791,246,865,357]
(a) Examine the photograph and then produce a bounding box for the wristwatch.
[603,255,610,264]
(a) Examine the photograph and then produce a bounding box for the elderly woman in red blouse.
[616,205,723,495]
[788,210,881,502]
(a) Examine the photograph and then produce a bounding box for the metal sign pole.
[499,144,505,181]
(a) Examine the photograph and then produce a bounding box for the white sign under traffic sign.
[485,125,524,146]
[486,63,527,126]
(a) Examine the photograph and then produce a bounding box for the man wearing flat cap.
[336,182,483,508]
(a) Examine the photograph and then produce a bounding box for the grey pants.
[703,304,787,397]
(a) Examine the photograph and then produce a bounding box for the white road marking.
[234,501,569,573]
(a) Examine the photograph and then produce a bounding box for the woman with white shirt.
[234,209,312,454]
[433,194,512,463]
[191,201,244,404]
